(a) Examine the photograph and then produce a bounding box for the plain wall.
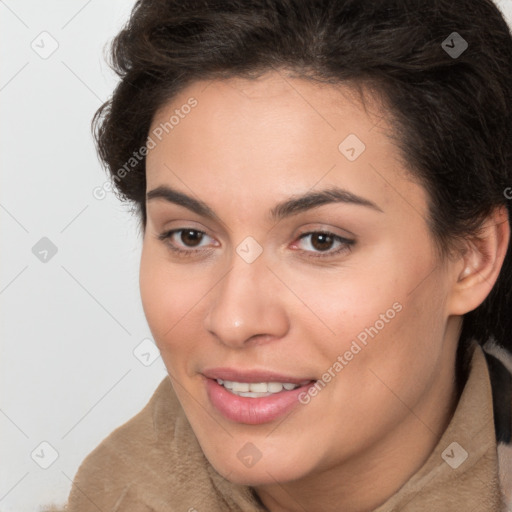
[1,1,511,510]
[1,2,168,511]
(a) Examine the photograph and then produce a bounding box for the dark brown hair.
[92,0,512,367]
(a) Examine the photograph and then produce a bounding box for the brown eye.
[180,229,204,247]
[310,233,335,251]
[157,228,215,256]
[295,231,355,258]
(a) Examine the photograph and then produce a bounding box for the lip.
[202,367,313,385]
[202,368,316,425]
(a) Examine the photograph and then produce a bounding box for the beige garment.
[61,343,505,511]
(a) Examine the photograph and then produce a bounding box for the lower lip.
[205,378,315,425]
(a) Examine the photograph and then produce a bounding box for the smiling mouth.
[216,379,311,397]
[205,375,317,424]
[202,367,317,423]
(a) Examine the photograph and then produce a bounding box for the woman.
[64,0,512,510]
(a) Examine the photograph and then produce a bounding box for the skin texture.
[139,71,509,512]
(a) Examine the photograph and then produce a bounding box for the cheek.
[272,258,407,358]
[329,275,448,416]
[139,242,209,356]
[286,244,446,396]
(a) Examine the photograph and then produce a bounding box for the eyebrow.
[146,184,383,222]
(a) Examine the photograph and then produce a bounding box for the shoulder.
[66,375,182,511]
[482,339,512,510]
[482,338,512,444]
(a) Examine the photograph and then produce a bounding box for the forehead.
[148,72,393,171]
[150,72,386,137]
[145,71,426,220]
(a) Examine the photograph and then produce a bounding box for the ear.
[447,205,510,316]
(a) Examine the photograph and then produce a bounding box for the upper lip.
[202,368,314,384]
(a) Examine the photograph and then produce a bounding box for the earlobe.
[448,206,510,315]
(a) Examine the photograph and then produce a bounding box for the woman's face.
[140,72,460,486]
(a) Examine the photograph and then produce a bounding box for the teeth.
[236,391,272,398]
[216,380,300,396]
[231,382,250,392]
[268,382,283,393]
[249,382,268,393]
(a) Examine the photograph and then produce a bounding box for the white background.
[1,1,511,510]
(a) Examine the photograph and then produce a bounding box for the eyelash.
[157,229,355,259]
[294,231,355,258]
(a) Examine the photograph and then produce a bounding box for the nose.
[203,253,289,348]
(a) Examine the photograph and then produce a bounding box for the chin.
[204,448,311,487]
